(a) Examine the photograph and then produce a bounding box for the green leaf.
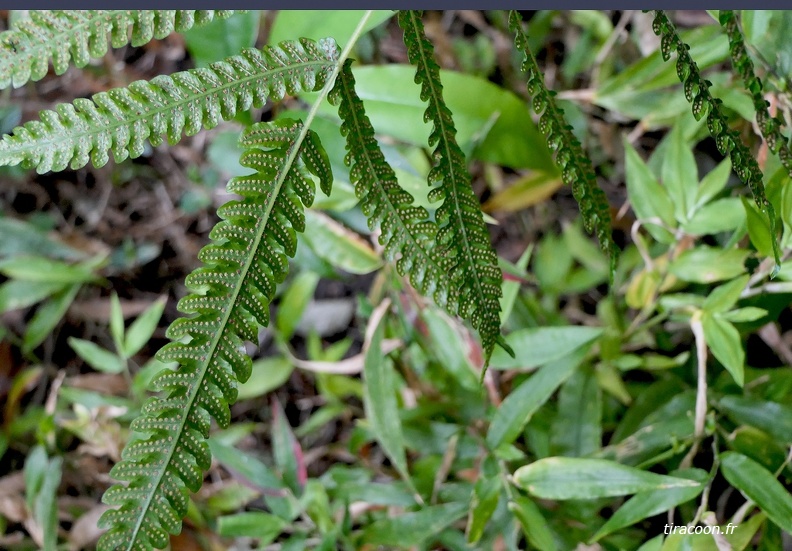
[487,344,590,449]
[276,271,319,340]
[0,256,98,284]
[466,476,501,544]
[24,446,62,551]
[0,279,66,313]
[420,309,479,390]
[720,306,767,323]
[661,123,698,223]
[717,395,792,444]
[513,457,700,500]
[237,357,294,401]
[624,140,676,242]
[742,196,775,258]
[489,326,602,370]
[669,246,749,283]
[591,468,707,541]
[682,197,745,236]
[183,11,259,67]
[0,217,86,260]
[269,10,393,47]
[217,512,285,543]
[109,293,125,357]
[363,302,411,487]
[695,158,732,207]
[720,452,792,533]
[271,398,302,494]
[302,210,382,275]
[23,283,80,353]
[702,275,749,313]
[508,496,558,551]
[360,502,468,547]
[68,337,126,374]
[551,366,602,457]
[702,313,744,386]
[122,297,165,359]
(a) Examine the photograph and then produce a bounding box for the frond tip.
[0,37,339,174]
[97,119,332,551]
[0,10,240,89]
[398,10,505,363]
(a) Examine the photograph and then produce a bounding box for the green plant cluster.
[0,9,790,551]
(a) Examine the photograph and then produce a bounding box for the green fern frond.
[0,10,239,89]
[720,10,792,179]
[398,10,504,362]
[508,11,618,277]
[97,119,332,551]
[329,59,458,309]
[651,10,781,270]
[0,38,338,174]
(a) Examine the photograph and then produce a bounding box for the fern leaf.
[0,38,339,174]
[398,10,504,362]
[0,10,240,89]
[328,60,458,309]
[720,10,792,180]
[508,11,619,278]
[651,10,781,270]
[97,119,332,551]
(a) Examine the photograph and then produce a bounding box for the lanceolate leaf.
[0,10,240,89]
[328,60,457,310]
[0,38,339,173]
[398,10,505,362]
[509,11,618,277]
[97,119,333,551]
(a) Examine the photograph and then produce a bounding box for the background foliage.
[0,9,791,551]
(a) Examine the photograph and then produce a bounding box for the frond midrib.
[403,10,488,308]
[125,128,311,550]
[1,58,333,158]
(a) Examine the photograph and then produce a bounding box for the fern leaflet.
[0,38,338,173]
[720,10,792,180]
[328,60,459,310]
[398,10,505,362]
[97,119,332,551]
[509,11,618,278]
[0,10,240,89]
[651,10,781,271]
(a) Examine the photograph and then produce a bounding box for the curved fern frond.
[329,59,457,308]
[97,119,332,551]
[720,10,792,179]
[398,10,504,362]
[508,11,618,278]
[0,10,239,89]
[0,38,339,174]
[651,10,781,270]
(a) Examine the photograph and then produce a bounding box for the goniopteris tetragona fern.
[97,118,332,550]
[0,10,240,89]
[508,11,618,279]
[0,38,339,173]
[397,10,510,364]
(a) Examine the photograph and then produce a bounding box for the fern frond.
[0,10,239,89]
[720,10,792,179]
[329,59,458,309]
[97,119,332,551]
[651,10,781,270]
[508,11,618,277]
[397,10,504,362]
[0,38,338,174]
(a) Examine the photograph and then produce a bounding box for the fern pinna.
[0,37,338,173]
[329,60,459,314]
[0,10,239,89]
[98,119,332,550]
[651,10,781,270]
[398,10,506,362]
[508,11,618,277]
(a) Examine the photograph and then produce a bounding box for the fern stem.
[720,10,792,180]
[651,10,781,273]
